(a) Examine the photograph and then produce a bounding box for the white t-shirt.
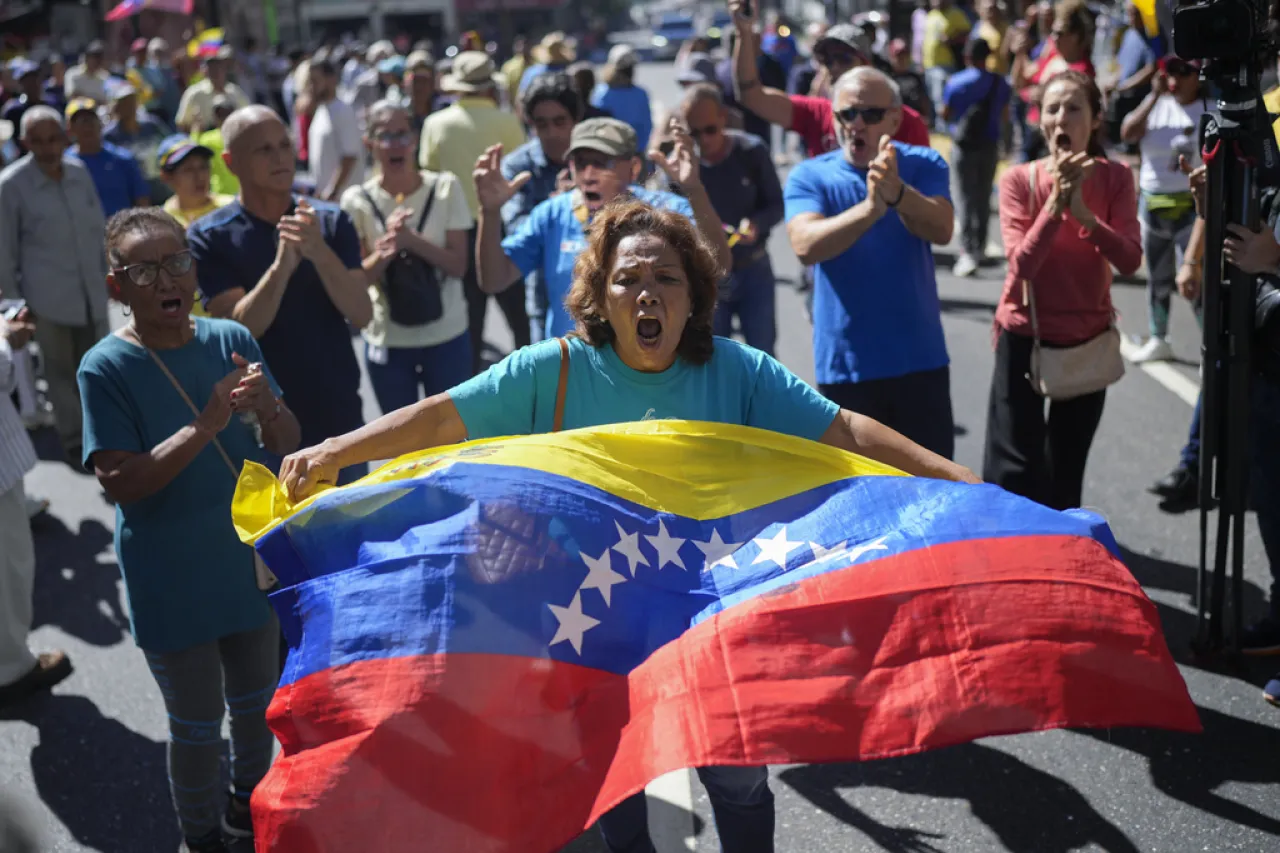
[340,171,474,350]
[310,99,365,196]
[1138,95,1206,196]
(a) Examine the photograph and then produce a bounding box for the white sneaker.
[1129,336,1175,363]
[953,253,978,277]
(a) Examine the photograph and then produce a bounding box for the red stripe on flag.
[252,534,1198,852]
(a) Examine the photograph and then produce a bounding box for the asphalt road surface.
[3,62,1279,853]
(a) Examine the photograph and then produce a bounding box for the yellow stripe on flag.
[233,421,904,544]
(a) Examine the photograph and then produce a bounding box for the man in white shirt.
[307,59,365,201]
[175,46,251,134]
[64,41,110,104]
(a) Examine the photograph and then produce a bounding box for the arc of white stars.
[645,519,688,571]
[694,528,744,571]
[752,525,805,567]
[547,592,600,656]
[579,549,627,606]
[611,520,648,577]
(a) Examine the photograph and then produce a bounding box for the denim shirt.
[502,139,566,340]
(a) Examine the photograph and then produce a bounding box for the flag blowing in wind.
[232,421,1199,853]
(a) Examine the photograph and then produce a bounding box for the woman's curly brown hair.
[565,199,722,365]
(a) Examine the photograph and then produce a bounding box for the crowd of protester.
[4,1,1280,850]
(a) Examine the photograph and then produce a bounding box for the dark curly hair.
[521,72,582,122]
[565,200,721,365]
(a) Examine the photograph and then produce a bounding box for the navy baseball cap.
[157,135,214,172]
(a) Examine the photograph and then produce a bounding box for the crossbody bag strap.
[414,176,437,232]
[358,186,389,231]
[1022,160,1042,343]
[553,337,570,433]
[145,348,238,478]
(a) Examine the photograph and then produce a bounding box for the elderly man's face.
[227,113,296,193]
[832,78,901,168]
[22,119,67,168]
[682,97,728,160]
[570,149,637,212]
[603,232,692,373]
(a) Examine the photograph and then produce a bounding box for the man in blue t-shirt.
[66,97,149,216]
[188,106,373,483]
[941,39,1010,277]
[475,117,732,340]
[785,66,956,459]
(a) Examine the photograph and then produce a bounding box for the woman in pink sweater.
[985,70,1142,510]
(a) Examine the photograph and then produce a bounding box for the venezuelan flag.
[233,421,1199,853]
[188,28,225,59]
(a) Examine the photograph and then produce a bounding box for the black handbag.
[360,180,442,327]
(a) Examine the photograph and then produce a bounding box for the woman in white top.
[1120,56,1206,363]
[340,99,474,414]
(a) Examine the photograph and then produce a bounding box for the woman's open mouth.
[1054,132,1073,152]
[583,190,602,203]
[388,154,406,167]
[636,317,663,350]
[159,297,184,316]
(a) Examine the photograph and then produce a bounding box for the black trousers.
[982,330,1106,510]
[820,366,955,461]
[464,226,530,374]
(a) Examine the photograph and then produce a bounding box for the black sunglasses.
[1166,61,1198,77]
[689,124,722,139]
[112,250,193,287]
[835,106,889,125]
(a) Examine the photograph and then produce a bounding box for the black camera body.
[1172,0,1268,61]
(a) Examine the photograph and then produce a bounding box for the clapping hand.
[473,144,530,212]
[2,306,35,350]
[279,200,327,262]
[650,120,701,189]
[228,352,275,419]
[866,137,903,211]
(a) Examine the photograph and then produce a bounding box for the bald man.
[187,106,372,482]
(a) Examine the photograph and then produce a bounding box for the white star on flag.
[808,541,848,562]
[547,592,600,656]
[611,520,648,577]
[694,528,744,571]
[844,536,890,563]
[579,549,627,606]
[806,536,891,567]
[645,518,688,571]
[752,526,805,567]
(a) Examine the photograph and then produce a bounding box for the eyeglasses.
[834,106,890,125]
[689,124,722,139]
[112,250,193,287]
[571,152,617,171]
[373,131,415,148]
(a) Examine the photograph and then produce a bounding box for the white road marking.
[647,769,697,851]
[1118,334,1201,407]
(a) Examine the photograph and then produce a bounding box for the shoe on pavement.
[1242,617,1280,655]
[181,830,229,853]
[1150,466,1197,502]
[24,495,49,520]
[1129,336,1175,363]
[953,252,978,277]
[0,651,73,708]
[1265,674,1280,707]
[221,794,253,839]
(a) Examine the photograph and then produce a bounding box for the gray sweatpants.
[143,616,279,841]
[1140,199,1197,339]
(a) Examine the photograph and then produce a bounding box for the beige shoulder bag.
[146,348,279,591]
[1022,160,1126,400]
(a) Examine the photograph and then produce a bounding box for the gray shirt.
[0,154,109,327]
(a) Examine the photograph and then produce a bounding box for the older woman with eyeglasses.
[340,99,473,414]
[78,208,301,853]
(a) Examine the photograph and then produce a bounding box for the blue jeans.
[364,332,472,415]
[596,765,774,853]
[714,256,777,356]
[1180,393,1202,471]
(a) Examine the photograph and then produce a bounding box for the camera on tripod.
[1171,0,1268,61]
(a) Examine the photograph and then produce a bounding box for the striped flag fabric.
[232,421,1200,853]
[104,0,193,21]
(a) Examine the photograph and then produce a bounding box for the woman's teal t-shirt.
[77,317,280,653]
[450,336,839,441]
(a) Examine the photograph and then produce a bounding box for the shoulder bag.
[955,72,999,151]
[1021,160,1126,400]
[146,348,279,591]
[360,179,443,327]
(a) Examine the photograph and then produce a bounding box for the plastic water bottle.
[240,363,264,448]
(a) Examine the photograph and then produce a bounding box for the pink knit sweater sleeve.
[1081,161,1143,275]
[999,164,1063,284]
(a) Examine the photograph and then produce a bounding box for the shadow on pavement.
[30,515,128,647]
[558,798,706,853]
[1,693,179,852]
[938,296,998,323]
[780,742,1141,853]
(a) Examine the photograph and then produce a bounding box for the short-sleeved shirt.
[70,142,148,217]
[77,318,278,652]
[923,7,972,69]
[943,67,1012,143]
[309,99,365,196]
[340,171,475,350]
[187,198,366,450]
[193,128,239,197]
[419,97,528,218]
[175,79,250,131]
[1138,96,1205,196]
[784,146,951,386]
[789,96,931,158]
[501,188,695,339]
[451,335,839,440]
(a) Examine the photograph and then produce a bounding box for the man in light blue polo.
[474,117,732,339]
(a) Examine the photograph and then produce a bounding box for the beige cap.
[441,51,499,93]
[406,50,434,71]
[569,117,638,159]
